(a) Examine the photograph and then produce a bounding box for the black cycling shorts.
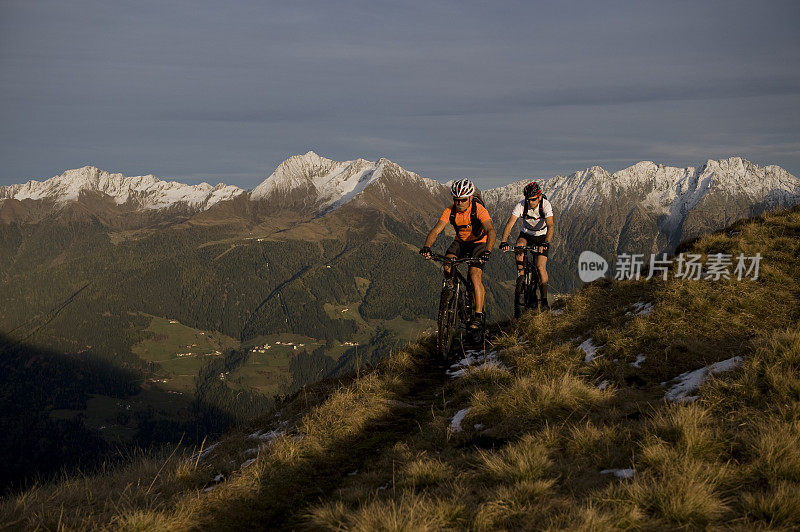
[445,240,487,270]
[516,232,549,257]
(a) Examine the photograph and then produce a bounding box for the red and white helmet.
[523,181,542,199]
[451,178,475,199]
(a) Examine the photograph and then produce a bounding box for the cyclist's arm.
[499,214,518,243]
[482,219,497,250]
[544,216,554,243]
[424,219,448,248]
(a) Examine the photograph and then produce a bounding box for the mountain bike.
[507,245,546,318]
[429,254,484,359]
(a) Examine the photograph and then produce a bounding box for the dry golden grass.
[750,418,800,482]
[306,493,465,531]
[478,433,553,483]
[565,420,619,463]
[645,402,723,461]
[620,457,731,525]
[469,373,607,437]
[456,363,513,387]
[400,455,453,489]
[740,480,800,527]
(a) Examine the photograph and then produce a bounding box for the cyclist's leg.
[468,265,486,331]
[535,241,549,307]
[469,266,484,313]
[467,242,487,315]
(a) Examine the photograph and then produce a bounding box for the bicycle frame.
[505,245,545,317]
[429,254,484,358]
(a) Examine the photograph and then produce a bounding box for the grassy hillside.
[3,205,799,529]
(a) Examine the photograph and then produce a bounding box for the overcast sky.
[1,0,798,189]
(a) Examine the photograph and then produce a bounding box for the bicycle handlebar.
[428,253,486,265]
[502,245,546,253]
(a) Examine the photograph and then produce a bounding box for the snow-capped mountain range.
[485,156,799,225]
[0,166,245,211]
[2,153,798,235]
[483,156,800,254]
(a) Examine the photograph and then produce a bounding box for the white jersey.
[511,198,553,236]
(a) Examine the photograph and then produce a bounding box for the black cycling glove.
[480,250,492,262]
[419,246,431,257]
[499,241,510,251]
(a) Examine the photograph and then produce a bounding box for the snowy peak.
[250,152,444,213]
[0,166,245,211]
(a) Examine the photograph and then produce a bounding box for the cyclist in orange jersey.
[420,178,496,330]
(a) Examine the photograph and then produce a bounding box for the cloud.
[0,0,799,186]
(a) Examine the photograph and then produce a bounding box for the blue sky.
[1,0,798,189]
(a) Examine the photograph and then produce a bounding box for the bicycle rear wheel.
[437,283,459,359]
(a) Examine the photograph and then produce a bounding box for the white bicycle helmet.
[451,178,475,198]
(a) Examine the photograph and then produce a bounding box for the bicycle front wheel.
[514,276,525,319]
[526,271,539,310]
[437,283,459,359]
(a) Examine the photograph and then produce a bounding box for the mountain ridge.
[4,155,797,223]
[0,166,245,212]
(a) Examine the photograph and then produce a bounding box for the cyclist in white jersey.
[498,181,555,309]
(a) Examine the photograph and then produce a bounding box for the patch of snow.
[250,429,283,441]
[664,356,744,402]
[213,474,224,482]
[627,302,654,316]
[347,470,359,476]
[203,486,216,493]
[377,483,389,491]
[601,468,635,479]
[243,448,259,457]
[241,458,257,468]
[449,407,471,432]
[598,380,611,390]
[194,442,219,462]
[579,338,603,363]
[474,423,485,430]
[631,354,647,368]
[447,349,509,379]
[550,308,564,315]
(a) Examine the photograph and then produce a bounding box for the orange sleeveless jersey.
[439,200,491,243]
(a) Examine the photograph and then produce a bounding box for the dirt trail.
[273,348,455,529]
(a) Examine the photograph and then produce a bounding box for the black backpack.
[522,193,548,221]
[449,190,486,240]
